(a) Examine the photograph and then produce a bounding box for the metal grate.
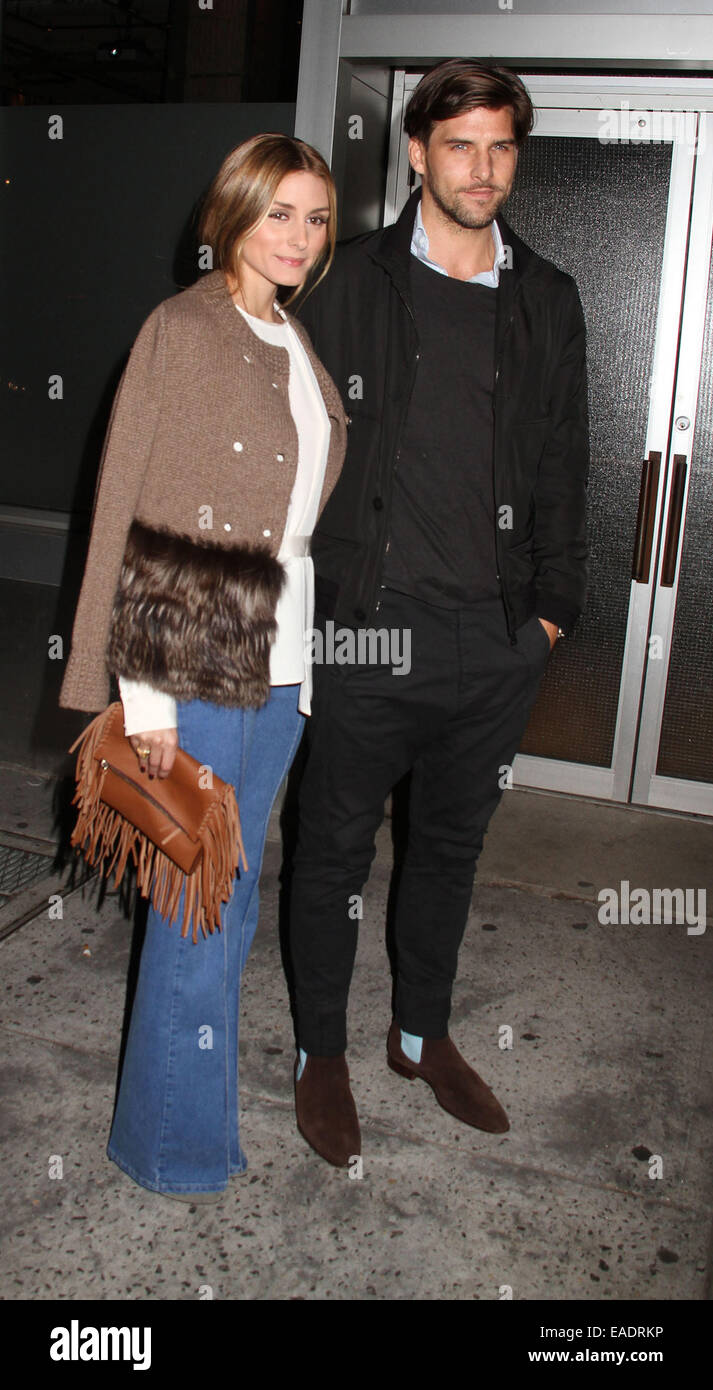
[0,845,55,904]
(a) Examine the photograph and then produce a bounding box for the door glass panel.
[504,137,673,765]
[656,239,713,782]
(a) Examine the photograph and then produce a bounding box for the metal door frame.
[631,130,713,815]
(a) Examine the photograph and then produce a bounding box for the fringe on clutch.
[68,703,248,943]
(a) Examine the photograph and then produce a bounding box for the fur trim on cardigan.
[107,521,285,709]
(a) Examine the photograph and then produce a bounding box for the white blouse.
[119,301,330,732]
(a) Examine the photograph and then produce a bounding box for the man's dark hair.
[404,59,534,147]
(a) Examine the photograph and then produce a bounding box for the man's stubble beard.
[426,172,510,231]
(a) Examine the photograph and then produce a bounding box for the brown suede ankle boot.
[386,1021,509,1133]
[294,1053,361,1167]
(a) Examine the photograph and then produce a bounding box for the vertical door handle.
[660,454,688,587]
[632,451,661,582]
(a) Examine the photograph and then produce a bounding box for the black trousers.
[290,588,550,1055]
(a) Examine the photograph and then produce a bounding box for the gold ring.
[136,746,151,759]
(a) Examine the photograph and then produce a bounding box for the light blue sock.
[400,1030,422,1064]
[296,1047,307,1081]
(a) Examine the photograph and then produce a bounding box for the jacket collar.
[185,269,345,423]
[367,187,535,283]
[186,270,289,358]
[364,188,537,361]
[189,269,292,342]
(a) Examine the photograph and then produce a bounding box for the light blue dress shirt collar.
[410,199,507,287]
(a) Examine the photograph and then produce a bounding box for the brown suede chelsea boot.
[294,1053,361,1167]
[386,1021,510,1134]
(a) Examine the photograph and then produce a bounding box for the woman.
[59,134,346,1200]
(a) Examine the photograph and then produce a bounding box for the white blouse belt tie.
[278,534,311,560]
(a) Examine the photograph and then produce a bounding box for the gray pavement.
[1,760,712,1301]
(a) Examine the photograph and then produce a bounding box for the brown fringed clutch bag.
[68,702,247,943]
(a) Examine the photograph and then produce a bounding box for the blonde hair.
[199,133,336,304]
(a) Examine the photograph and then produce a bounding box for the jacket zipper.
[372,283,420,618]
[493,294,519,641]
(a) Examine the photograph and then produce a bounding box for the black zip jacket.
[297,189,589,637]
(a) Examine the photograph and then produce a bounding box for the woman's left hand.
[129,727,178,779]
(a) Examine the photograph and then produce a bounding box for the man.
[290,60,589,1166]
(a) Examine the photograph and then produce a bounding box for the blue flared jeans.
[107,684,303,1195]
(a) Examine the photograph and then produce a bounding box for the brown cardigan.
[59,270,347,713]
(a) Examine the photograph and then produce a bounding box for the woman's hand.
[129,728,178,779]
